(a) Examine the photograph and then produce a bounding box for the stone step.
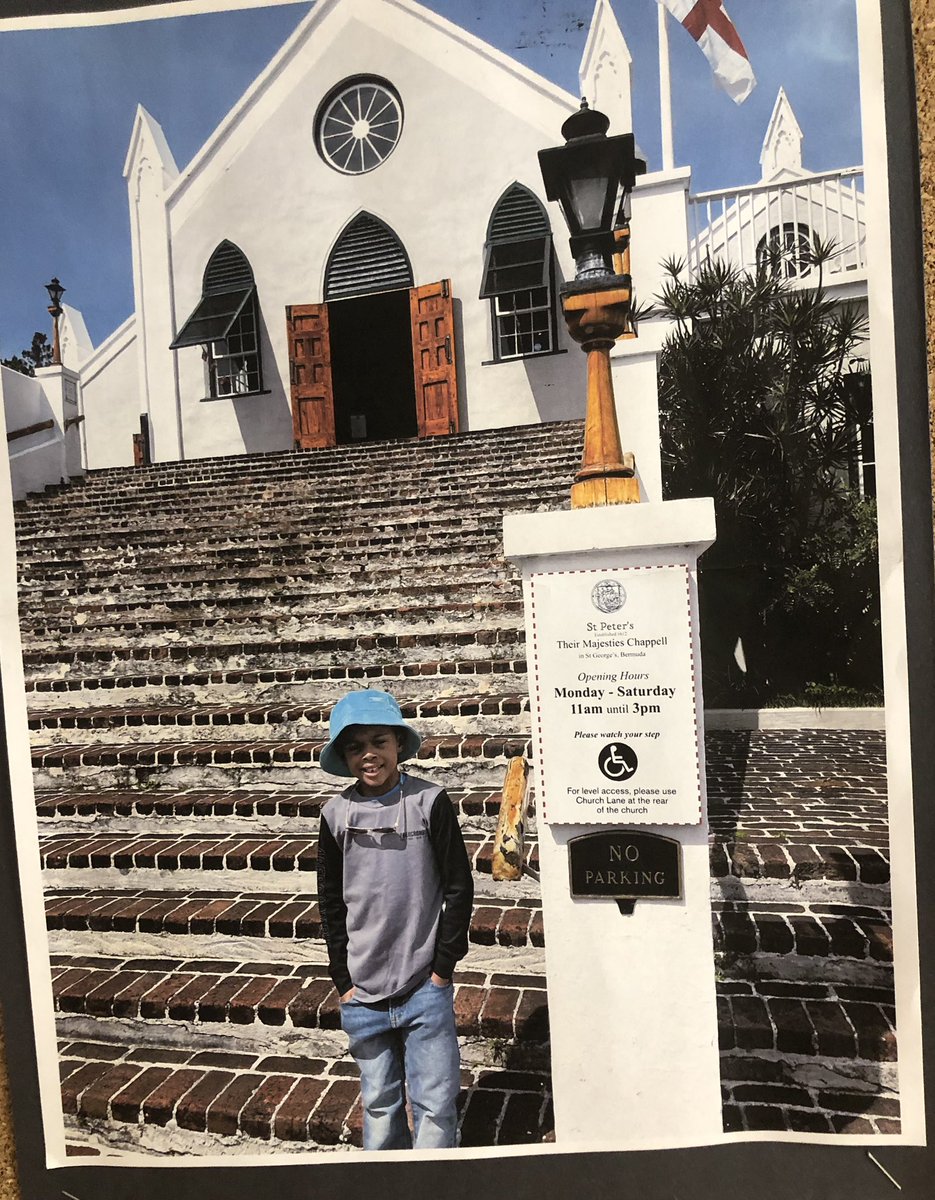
[58,1036,553,1153]
[31,735,530,790]
[715,976,898,1135]
[18,430,581,505]
[15,484,567,544]
[46,888,544,949]
[17,454,567,512]
[51,957,551,1049]
[20,577,519,624]
[712,901,892,966]
[710,841,889,887]
[35,786,508,822]
[17,453,574,502]
[21,626,526,676]
[17,514,510,552]
[25,655,529,707]
[46,888,893,972]
[18,559,512,602]
[16,435,580,505]
[39,828,539,881]
[18,561,515,603]
[16,534,508,582]
[23,601,525,647]
[28,693,530,744]
[13,422,583,506]
[14,506,532,562]
[14,484,568,550]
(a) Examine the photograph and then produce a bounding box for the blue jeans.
[340,976,461,1150]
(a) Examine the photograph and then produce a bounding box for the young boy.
[316,688,474,1151]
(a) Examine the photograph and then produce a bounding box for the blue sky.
[0,0,862,360]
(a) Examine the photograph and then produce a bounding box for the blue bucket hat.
[319,689,421,777]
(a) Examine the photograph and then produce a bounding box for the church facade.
[49,0,865,507]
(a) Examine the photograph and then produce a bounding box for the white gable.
[759,87,805,182]
[123,103,179,190]
[579,0,633,137]
[168,0,580,221]
[58,304,94,371]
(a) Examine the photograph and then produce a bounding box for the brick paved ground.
[706,729,896,1134]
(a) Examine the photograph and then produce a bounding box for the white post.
[659,3,675,171]
[504,500,723,1149]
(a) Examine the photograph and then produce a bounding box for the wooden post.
[613,226,638,341]
[492,756,529,881]
[48,305,62,367]
[612,225,631,277]
[561,283,640,507]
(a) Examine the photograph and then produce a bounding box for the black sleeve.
[316,810,353,995]
[428,789,474,979]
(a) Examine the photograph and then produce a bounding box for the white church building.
[4,0,868,502]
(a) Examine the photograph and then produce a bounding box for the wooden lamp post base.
[561,282,639,508]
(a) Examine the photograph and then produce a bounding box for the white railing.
[687,167,866,283]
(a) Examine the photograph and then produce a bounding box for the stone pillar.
[33,364,85,484]
[503,498,722,1148]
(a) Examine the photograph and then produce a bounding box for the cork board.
[0,0,932,1197]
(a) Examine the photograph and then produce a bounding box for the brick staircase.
[17,423,577,1156]
[14,420,896,1156]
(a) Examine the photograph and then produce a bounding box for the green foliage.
[653,246,881,705]
[1,331,52,377]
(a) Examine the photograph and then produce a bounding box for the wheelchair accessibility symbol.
[598,742,639,781]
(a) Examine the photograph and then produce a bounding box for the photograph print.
[0,0,925,1168]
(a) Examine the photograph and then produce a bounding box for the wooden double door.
[287,279,459,450]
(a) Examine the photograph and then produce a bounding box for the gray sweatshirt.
[317,773,474,1002]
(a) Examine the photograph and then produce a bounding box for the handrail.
[6,419,54,444]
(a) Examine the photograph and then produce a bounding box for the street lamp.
[538,101,645,507]
[45,277,65,367]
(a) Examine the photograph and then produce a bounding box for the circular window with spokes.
[316,77,403,175]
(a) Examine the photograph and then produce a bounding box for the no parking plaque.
[527,563,703,825]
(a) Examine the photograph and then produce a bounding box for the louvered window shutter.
[171,241,256,349]
[480,185,552,299]
[324,214,414,300]
[203,241,254,293]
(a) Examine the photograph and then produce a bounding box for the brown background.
[0,3,933,1194]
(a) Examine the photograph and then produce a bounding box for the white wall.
[79,317,140,470]
[126,108,182,464]
[2,365,65,499]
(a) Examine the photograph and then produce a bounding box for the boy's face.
[340,724,402,796]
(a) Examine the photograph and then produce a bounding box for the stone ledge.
[706,708,886,730]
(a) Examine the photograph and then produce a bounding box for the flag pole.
[658,2,675,170]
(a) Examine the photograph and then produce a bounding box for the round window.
[317,78,403,175]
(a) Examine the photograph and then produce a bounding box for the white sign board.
[527,563,702,825]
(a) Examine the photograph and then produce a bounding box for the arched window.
[756,222,812,279]
[479,184,555,361]
[324,213,413,300]
[171,241,263,398]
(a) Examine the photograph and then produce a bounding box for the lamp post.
[539,101,645,507]
[45,277,65,367]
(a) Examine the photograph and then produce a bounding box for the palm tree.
[653,240,881,705]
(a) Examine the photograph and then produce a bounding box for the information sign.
[527,563,702,825]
